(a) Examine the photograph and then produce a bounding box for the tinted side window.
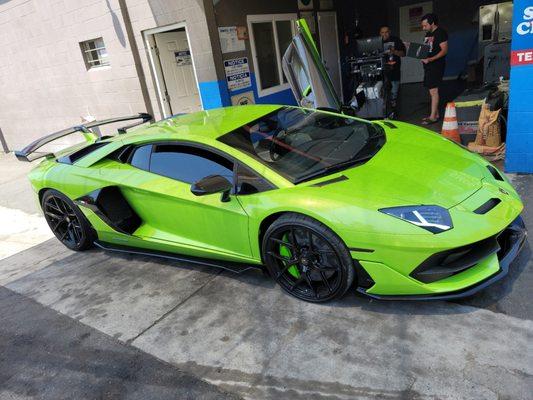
[130,145,152,171]
[235,164,274,195]
[150,144,234,184]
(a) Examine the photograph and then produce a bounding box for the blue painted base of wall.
[198,72,297,110]
[198,81,230,109]
[505,65,533,173]
[503,0,532,174]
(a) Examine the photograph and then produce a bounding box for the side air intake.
[75,187,141,234]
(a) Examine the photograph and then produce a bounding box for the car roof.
[118,104,282,143]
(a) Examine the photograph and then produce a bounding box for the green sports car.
[16,21,526,303]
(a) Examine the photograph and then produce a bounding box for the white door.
[318,11,343,99]
[399,1,433,83]
[154,30,201,114]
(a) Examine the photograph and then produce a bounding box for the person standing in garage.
[420,13,448,125]
[379,25,406,107]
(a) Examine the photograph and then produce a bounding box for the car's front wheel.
[262,213,355,302]
[41,189,95,251]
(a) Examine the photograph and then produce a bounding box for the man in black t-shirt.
[379,25,406,105]
[420,13,448,124]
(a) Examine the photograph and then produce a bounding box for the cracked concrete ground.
[0,152,532,399]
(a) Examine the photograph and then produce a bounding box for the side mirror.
[191,175,233,202]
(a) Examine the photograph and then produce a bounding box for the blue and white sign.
[174,50,191,66]
[224,57,251,92]
[512,4,533,49]
[511,2,533,65]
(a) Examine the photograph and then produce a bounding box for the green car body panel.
[26,104,524,298]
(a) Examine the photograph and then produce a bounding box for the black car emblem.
[499,188,509,195]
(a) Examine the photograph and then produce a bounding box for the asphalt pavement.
[0,286,240,400]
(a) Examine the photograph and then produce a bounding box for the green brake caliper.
[280,233,301,278]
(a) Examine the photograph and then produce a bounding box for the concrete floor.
[0,153,52,260]
[0,144,532,399]
[0,286,240,400]
[397,80,466,133]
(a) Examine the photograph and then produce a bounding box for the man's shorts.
[423,62,445,89]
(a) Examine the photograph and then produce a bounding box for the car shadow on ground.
[451,244,532,315]
[86,239,531,319]
[88,247,277,290]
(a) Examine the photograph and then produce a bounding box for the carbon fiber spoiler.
[15,113,152,162]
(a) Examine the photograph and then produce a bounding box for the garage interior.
[206,0,515,169]
[336,0,510,123]
[330,0,511,158]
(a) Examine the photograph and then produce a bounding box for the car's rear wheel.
[262,214,355,302]
[41,189,94,251]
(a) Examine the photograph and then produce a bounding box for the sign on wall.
[224,57,251,92]
[408,6,424,32]
[231,91,255,106]
[511,4,533,66]
[219,26,246,54]
[298,0,313,11]
[236,26,249,40]
[174,50,191,66]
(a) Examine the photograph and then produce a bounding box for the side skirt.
[94,240,264,275]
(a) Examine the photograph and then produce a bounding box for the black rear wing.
[15,113,152,162]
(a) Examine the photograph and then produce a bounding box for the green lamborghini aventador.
[16,20,526,303]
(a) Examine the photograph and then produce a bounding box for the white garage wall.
[0,0,145,149]
[0,0,217,150]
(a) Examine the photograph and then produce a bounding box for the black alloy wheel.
[42,190,94,251]
[262,214,354,302]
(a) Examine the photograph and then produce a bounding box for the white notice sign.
[224,57,251,92]
[218,26,245,54]
[231,91,255,106]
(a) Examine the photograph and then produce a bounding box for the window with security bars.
[80,38,110,69]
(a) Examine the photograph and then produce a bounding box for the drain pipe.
[0,127,8,153]
[117,0,155,121]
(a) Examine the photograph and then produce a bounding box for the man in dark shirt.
[379,25,406,106]
[420,13,448,124]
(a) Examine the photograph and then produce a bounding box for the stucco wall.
[131,0,219,111]
[0,0,143,149]
[0,0,218,149]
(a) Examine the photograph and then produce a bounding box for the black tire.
[41,189,95,251]
[262,213,355,303]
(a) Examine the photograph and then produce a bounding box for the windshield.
[218,107,385,183]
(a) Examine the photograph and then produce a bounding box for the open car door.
[282,19,342,111]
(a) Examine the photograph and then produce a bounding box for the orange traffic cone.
[442,102,460,143]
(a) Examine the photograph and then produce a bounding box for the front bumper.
[356,216,527,300]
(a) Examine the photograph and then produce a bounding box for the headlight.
[379,205,453,233]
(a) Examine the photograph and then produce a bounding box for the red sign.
[511,49,533,66]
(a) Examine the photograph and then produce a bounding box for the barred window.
[80,38,110,70]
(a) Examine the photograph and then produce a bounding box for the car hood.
[306,122,487,209]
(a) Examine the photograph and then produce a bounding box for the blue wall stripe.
[198,72,297,110]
